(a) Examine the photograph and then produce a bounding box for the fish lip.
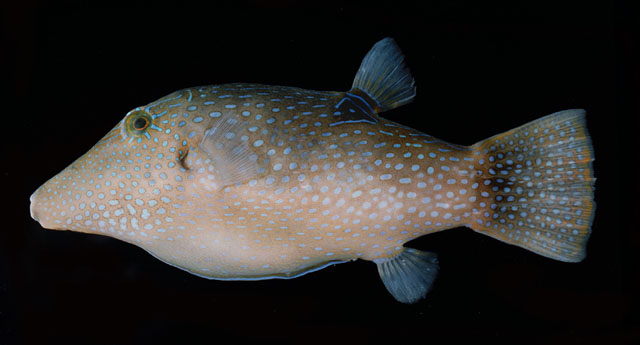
[29,191,39,222]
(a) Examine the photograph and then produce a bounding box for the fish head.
[30,91,201,235]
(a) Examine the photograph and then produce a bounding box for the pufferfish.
[29,38,595,303]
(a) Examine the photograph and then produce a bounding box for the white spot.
[453,203,467,210]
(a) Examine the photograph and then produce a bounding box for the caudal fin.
[351,38,416,112]
[470,110,595,262]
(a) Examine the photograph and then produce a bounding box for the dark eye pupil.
[133,117,148,130]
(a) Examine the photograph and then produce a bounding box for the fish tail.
[351,38,416,112]
[469,109,595,262]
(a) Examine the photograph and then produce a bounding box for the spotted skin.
[30,39,595,300]
[30,84,468,276]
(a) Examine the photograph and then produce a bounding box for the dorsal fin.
[198,112,263,189]
[351,38,416,112]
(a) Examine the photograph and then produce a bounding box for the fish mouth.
[29,189,61,230]
[29,191,39,222]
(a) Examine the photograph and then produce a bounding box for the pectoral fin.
[198,112,264,189]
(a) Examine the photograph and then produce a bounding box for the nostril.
[29,192,39,221]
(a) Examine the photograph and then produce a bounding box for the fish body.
[30,38,595,303]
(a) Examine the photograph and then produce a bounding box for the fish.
[29,38,595,303]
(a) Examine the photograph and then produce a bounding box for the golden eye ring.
[125,110,154,137]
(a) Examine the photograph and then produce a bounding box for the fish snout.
[29,191,40,222]
[29,189,62,230]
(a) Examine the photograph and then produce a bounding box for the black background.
[2,0,637,344]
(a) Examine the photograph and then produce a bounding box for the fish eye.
[125,110,153,137]
[133,117,148,130]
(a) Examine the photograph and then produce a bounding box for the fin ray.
[199,112,263,189]
[375,248,438,304]
[470,109,595,262]
[351,38,416,112]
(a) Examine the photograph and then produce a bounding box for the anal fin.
[375,248,439,304]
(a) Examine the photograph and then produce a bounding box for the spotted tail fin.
[470,110,595,262]
[351,38,416,112]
